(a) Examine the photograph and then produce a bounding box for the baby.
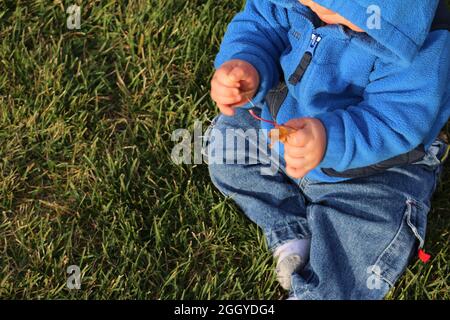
[207,0,450,299]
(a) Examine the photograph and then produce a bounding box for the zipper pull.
[308,33,322,52]
[289,33,321,85]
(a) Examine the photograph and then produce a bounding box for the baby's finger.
[286,129,311,147]
[284,153,307,168]
[211,80,240,97]
[228,67,246,82]
[217,103,235,116]
[211,81,241,98]
[286,165,309,179]
[284,144,307,158]
[211,92,243,105]
[229,98,248,108]
[214,68,241,88]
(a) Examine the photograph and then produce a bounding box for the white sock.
[274,239,311,262]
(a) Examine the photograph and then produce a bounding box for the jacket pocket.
[369,198,428,287]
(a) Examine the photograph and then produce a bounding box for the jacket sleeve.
[214,0,290,106]
[316,30,450,172]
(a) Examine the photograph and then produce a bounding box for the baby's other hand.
[283,118,327,179]
[211,59,260,116]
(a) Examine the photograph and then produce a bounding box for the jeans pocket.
[369,198,428,287]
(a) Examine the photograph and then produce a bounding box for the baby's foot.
[274,239,310,291]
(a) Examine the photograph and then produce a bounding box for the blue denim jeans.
[204,108,447,300]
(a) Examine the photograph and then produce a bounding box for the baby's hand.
[211,59,260,116]
[283,118,327,179]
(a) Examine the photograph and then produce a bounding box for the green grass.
[0,0,448,299]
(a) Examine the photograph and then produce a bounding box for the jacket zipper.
[288,32,322,85]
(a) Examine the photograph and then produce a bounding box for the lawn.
[0,0,448,299]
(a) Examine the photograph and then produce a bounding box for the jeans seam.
[405,200,425,248]
[268,222,311,250]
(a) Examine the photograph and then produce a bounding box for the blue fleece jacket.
[214,0,450,182]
